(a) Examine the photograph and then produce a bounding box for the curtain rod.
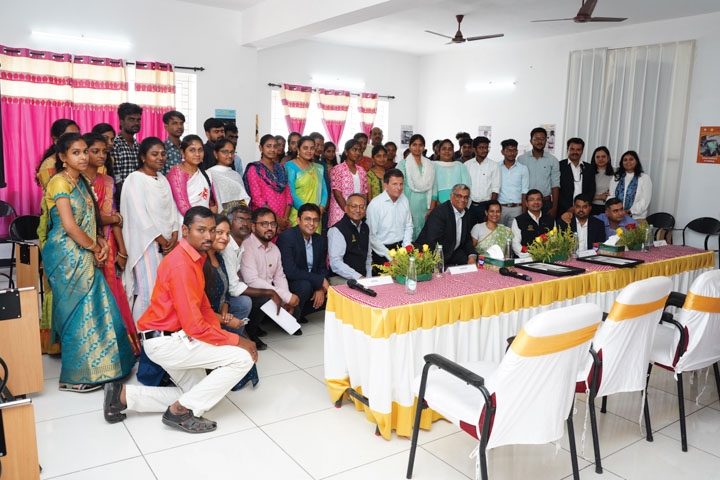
[267,82,395,99]
[0,49,204,72]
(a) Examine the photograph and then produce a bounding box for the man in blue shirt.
[517,127,560,217]
[497,139,530,227]
[595,197,635,238]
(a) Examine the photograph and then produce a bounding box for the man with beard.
[558,138,595,220]
[240,207,299,350]
[161,110,185,176]
[102,207,257,434]
[365,127,384,156]
[202,118,225,170]
[517,127,560,217]
[558,194,606,250]
[111,102,142,193]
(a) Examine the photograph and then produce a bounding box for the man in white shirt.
[511,189,555,258]
[365,127,384,157]
[366,169,414,270]
[465,136,500,224]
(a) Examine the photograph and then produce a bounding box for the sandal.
[103,382,127,424]
[161,407,217,434]
[58,383,103,393]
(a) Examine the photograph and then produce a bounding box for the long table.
[323,245,715,439]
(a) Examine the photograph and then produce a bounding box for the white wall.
[417,12,720,232]
[0,0,259,161]
[256,40,419,149]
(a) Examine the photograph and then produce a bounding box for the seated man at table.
[511,189,555,258]
[595,197,635,239]
[366,168,414,269]
[328,193,372,285]
[415,183,476,267]
[557,194,606,250]
[277,203,329,324]
[102,206,257,433]
[240,207,299,350]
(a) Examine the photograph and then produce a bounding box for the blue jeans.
[222,295,252,336]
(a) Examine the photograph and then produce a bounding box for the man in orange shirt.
[103,206,257,433]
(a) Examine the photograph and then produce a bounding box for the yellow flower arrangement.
[388,249,396,258]
[423,244,429,252]
[397,248,406,255]
[616,228,623,236]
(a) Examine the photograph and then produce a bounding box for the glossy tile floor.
[31,310,720,480]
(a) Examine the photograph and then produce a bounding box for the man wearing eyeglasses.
[277,203,329,325]
[415,184,476,267]
[517,127,560,218]
[239,207,299,349]
[327,193,372,285]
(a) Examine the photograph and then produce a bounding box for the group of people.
[33,101,653,432]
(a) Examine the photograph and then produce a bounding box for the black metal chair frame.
[406,352,583,480]
[647,292,720,452]
[681,217,720,262]
[0,200,18,289]
[646,212,676,244]
[8,216,43,301]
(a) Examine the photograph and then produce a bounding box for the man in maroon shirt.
[103,206,257,433]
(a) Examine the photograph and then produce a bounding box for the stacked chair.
[406,303,603,480]
[649,270,720,451]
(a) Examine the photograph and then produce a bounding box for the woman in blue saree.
[44,133,135,392]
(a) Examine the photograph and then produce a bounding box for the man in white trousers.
[102,206,257,433]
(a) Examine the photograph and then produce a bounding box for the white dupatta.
[404,155,435,209]
[208,165,251,210]
[120,171,177,302]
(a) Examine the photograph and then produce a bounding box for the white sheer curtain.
[564,40,695,217]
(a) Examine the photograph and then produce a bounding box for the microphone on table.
[347,279,378,297]
[499,267,532,282]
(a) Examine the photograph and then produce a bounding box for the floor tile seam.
[655,429,720,460]
[122,422,161,479]
[42,454,145,479]
[252,426,320,479]
[139,426,263,456]
[34,407,104,424]
[254,404,337,428]
[416,443,474,479]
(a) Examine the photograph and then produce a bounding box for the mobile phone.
[115,262,123,278]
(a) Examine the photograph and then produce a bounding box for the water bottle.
[435,245,444,278]
[643,224,653,252]
[406,257,418,295]
[572,235,580,259]
[504,238,512,259]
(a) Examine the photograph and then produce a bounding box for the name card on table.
[578,249,597,258]
[448,264,477,275]
[654,240,668,247]
[357,276,394,287]
[514,257,534,264]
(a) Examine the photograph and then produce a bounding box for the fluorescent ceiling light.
[466,80,517,92]
[310,75,365,91]
[31,31,132,48]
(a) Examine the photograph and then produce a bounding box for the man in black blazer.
[277,203,329,327]
[558,138,595,218]
[415,184,476,267]
[558,194,606,250]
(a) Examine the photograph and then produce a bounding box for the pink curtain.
[358,92,378,136]
[71,55,127,133]
[318,88,350,146]
[0,45,129,233]
[280,83,312,135]
[134,62,175,141]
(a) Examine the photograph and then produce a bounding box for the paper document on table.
[260,300,301,335]
[358,276,393,287]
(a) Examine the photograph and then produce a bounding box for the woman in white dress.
[608,150,652,222]
[207,138,251,214]
[397,134,435,239]
[120,137,178,322]
[166,134,218,229]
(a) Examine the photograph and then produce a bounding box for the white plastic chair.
[576,276,672,472]
[649,270,720,451]
[406,303,602,480]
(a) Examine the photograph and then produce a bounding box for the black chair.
[8,215,42,296]
[646,212,676,243]
[0,200,18,288]
[682,217,720,264]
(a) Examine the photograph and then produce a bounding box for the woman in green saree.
[43,133,135,392]
[285,135,328,233]
[471,200,513,256]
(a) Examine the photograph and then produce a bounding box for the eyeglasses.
[531,137,547,142]
[348,204,366,210]
[452,193,470,201]
[219,149,235,155]
[233,217,250,224]
[255,221,278,228]
[301,217,320,224]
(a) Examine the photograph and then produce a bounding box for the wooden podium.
[0,286,44,480]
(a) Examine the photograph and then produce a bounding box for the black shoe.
[293,329,303,336]
[161,407,217,434]
[298,316,309,324]
[253,337,268,350]
[257,326,268,337]
[103,382,127,424]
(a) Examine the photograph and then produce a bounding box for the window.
[126,65,198,135]
[270,90,389,147]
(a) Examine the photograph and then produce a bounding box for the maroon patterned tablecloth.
[331,245,708,309]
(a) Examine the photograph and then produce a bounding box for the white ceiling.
[312,0,720,55]
[176,0,262,11]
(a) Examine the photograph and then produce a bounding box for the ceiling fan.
[532,0,627,23]
[425,14,504,44]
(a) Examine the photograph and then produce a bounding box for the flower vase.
[395,273,433,284]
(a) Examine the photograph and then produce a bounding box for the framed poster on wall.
[697,126,720,164]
